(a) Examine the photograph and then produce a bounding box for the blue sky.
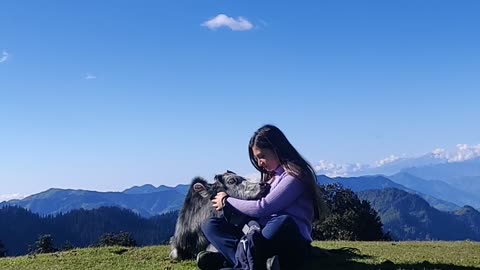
[1,0,479,198]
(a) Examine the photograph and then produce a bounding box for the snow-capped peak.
[448,144,480,162]
[313,143,480,177]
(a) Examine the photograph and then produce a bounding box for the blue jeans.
[201,214,309,269]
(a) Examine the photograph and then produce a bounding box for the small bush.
[29,234,58,255]
[97,231,137,247]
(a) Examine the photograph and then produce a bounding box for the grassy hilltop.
[0,241,479,270]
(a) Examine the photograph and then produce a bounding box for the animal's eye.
[227,178,236,185]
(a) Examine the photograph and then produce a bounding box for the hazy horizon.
[2,142,479,201]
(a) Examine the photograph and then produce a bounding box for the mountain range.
[5,174,462,218]
[0,187,186,218]
[317,174,463,211]
[316,149,480,210]
[2,149,480,242]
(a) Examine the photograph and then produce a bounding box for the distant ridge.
[357,188,480,241]
[316,174,460,211]
[122,184,189,195]
[389,172,480,209]
[0,187,186,217]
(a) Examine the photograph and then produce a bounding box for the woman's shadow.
[303,246,480,270]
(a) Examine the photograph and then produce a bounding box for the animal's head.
[213,170,269,200]
[190,171,269,200]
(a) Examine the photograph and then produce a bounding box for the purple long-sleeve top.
[226,166,314,242]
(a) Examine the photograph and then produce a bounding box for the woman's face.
[252,146,281,172]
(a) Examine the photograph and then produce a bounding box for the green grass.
[0,241,479,270]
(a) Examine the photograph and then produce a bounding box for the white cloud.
[314,160,367,177]
[448,144,480,162]
[244,172,261,182]
[202,14,253,31]
[0,50,9,63]
[0,193,25,202]
[375,155,400,167]
[85,73,96,80]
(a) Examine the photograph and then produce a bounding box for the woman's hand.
[212,192,229,211]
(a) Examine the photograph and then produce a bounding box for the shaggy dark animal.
[169,171,269,261]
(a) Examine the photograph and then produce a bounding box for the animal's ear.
[214,174,224,184]
[193,183,210,198]
[226,170,236,174]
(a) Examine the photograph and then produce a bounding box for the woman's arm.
[226,174,306,218]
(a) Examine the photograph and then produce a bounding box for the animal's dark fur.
[169,172,268,260]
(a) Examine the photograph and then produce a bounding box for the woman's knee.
[262,215,296,240]
[275,215,294,225]
[201,217,219,236]
[270,215,296,230]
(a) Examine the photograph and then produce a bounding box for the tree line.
[0,206,177,256]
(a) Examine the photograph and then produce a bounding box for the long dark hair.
[248,124,322,220]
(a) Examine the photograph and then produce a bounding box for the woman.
[199,124,322,270]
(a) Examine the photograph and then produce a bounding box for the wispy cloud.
[85,73,97,80]
[202,14,253,31]
[0,50,9,63]
[259,19,269,28]
[0,193,25,202]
